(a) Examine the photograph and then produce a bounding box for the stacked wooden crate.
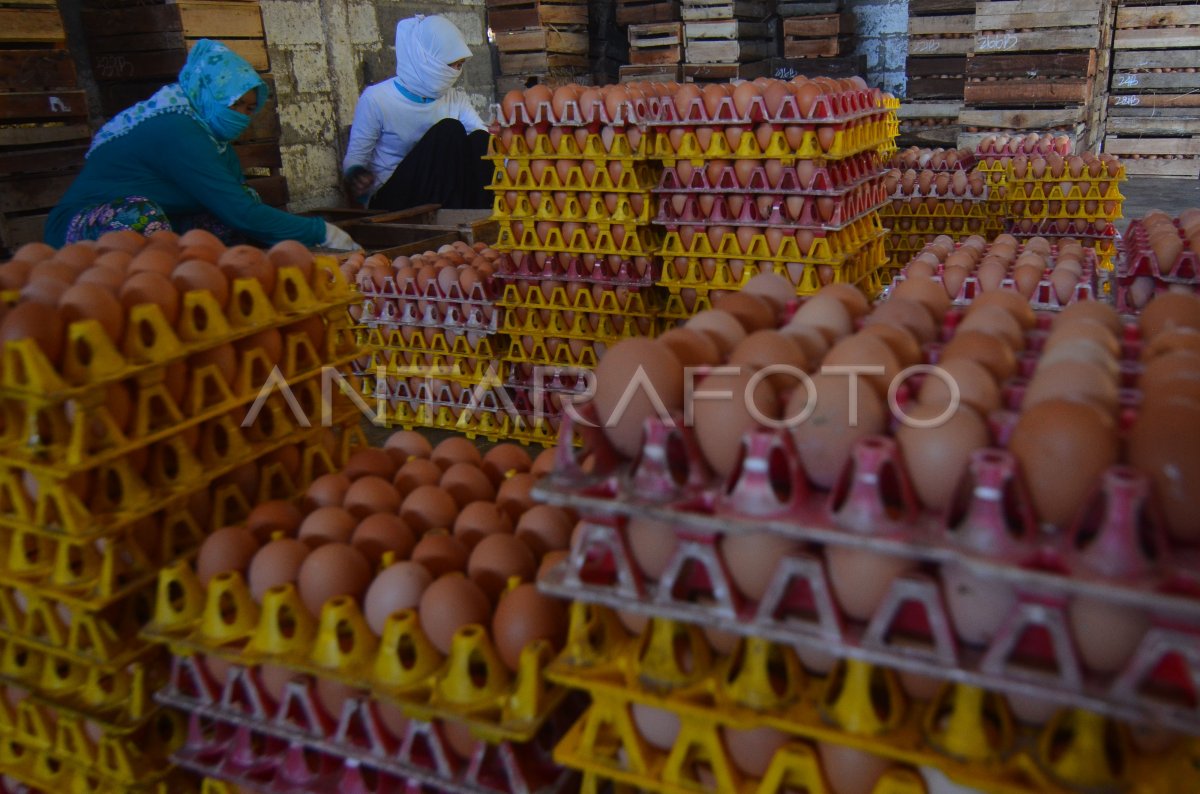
[1105,0,1200,177]
[0,0,89,253]
[624,23,684,82]
[903,0,973,145]
[80,0,290,207]
[488,0,589,93]
[779,1,854,60]
[958,0,1115,151]
[681,0,772,82]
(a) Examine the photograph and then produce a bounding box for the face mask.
[208,105,252,141]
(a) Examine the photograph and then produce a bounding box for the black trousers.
[369,118,492,211]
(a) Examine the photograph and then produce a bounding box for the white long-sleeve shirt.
[342,81,486,196]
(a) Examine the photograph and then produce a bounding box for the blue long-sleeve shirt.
[46,113,324,247]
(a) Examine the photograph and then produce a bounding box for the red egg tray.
[652,186,887,232]
[355,273,500,334]
[490,97,653,130]
[654,152,884,196]
[649,90,885,127]
[1113,274,1200,314]
[161,655,579,794]
[492,252,660,289]
[1120,219,1200,284]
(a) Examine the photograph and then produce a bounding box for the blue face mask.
[208,105,253,141]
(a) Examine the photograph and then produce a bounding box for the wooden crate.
[782,15,852,58]
[681,0,770,21]
[1103,134,1200,177]
[682,60,769,81]
[684,19,771,63]
[619,63,683,81]
[616,0,680,26]
[495,27,588,56]
[777,1,841,15]
[744,53,867,79]
[958,106,1089,129]
[964,51,1097,106]
[0,141,85,250]
[898,100,963,121]
[628,22,683,65]
[486,0,587,32]
[906,57,967,99]
[974,0,1110,51]
[909,0,975,13]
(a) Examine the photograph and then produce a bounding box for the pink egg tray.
[652,186,887,232]
[650,91,886,127]
[890,248,1100,311]
[161,655,578,794]
[492,253,660,289]
[491,98,651,130]
[886,184,990,204]
[886,153,978,173]
[536,408,1200,733]
[1120,220,1200,284]
[355,275,499,334]
[973,136,1073,159]
[655,152,883,195]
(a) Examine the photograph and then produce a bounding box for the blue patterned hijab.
[88,39,267,157]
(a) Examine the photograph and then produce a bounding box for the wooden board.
[680,0,769,21]
[906,56,967,76]
[964,78,1091,106]
[898,100,963,119]
[684,19,770,39]
[966,51,1095,79]
[619,63,682,82]
[906,76,967,98]
[1108,93,1200,109]
[958,106,1087,127]
[1105,112,1200,136]
[498,51,589,73]
[909,13,974,35]
[0,123,90,147]
[82,2,262,38]
[974,28,1101,52]
[686,39,772,63]
[616,0,680,26]
[777,1,841,14]
[909,0,975,14]
[975,0,1104,30]
[1113,50,1200,71]
[1103,135,1200,157]
[246,175,288,208]
[0,49,77,92]
[1114,28,1200,50]
[494,28,588,54]
[0,143,86,177]
[0,90,87,122]
[1111,71,1200,93]
[0,213,47,252]
[784,38,848,58]
[487,2,588,32]
[908,37,973,56]
[0,7,63,43]
[782,14,848,37]
[88,35,269,72]
[630,21,683,45]
[0,171,75,214]
[1116,4,1200,29]
[1120,158,1200,178]
[631,45,683,65]
[232,140,282,171]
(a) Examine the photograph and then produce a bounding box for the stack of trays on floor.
[880,146,988,269]
[488,84,664,446]
[1105,0,1200,178]
[535,273,1200,794]
[651,78,896,321]
[902,0,974,145]
[1114,210,1200,311]
[0,233,362,792]
[142,435,582,793]
[343,244,551,444]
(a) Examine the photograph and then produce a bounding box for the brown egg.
[245,500,303,542]
[267,240,314,281]
[822,334,902,399]
[728,331,809,392]
[1140,293,1200,342]
[384,430,433,463]
[919,358,1000,416]
[467,533,537,602]
[896,404,990,512]
[1009,400,1118,528]
[496,473,537,523]
[722,531,801,601]
[344,448,397,480]
[480,444,533,486]
[18,274,68,305]
[120,271,180,325]
[296,542,372,617]
[418,574,491,654]
[1144,328,1200,362]
[790,295,854,341]
[305,473,352,510]
[1043,320,1121,359]
[247,538,310,602]
[858,323,922,368]
[591,338,684,457]
[491,583,568,672]
[127,247,177,277]
[531,448,556,477]
[941,331,1017,382]
[657,327,723,368]
[196,527,261,585]
[692,369,779,480]
[1130,399,1200,542]
[1025,361,1118,415]
[686,310,748,355]
[723,726,790,778]
[514,505,572,556]
[394,457,444,496]
[363,561,433,635]
[342,475,401,518]
[788,372,887,489]
[400,485,459,534]
[1056,300,1121,338]
[189,343,236,386]
[1,303,65,367]
[891,276,951,322]
[172,260,229,307]
[957,305,1025,350]
[431,437,482,470]
[411,530,469,576]
[452,501,513,549]
[351,513,415,564]
[218,245,276,296]
[711,291,776,332]
[59,283,125,345]
[298,505,358,546]
[864,298,938,344]
[440,463,496,507]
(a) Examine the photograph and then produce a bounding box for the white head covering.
[394,15,472,101]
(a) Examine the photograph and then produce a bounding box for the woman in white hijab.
[342,15,491,210]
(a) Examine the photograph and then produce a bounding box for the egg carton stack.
[1004,151,1125,273]
[1105,0,1200,177]
[0,233,363,793]
[901,0,974,146]
[534,278,1200,794]
[651,78,895,321]
[1114,210,1200,313]
[968,133,1074,251]
[343,243,538,445]
[487,84,665,447]
[142,434,583,794]
[879,147,987,269]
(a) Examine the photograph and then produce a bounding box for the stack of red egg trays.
[1115,217,1200,313]
[532,316,1200,794]
[648,85,894,321]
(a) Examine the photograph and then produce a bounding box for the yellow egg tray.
[502,335,623,371]
[488,160,659,193]
[495,222,661,259]
[658,214,885,266]
[142,567,568,744]
[879,198,990,220]
[497,282,658,317]
[355,325,500,360]
[355,371,536,428]
[0,311,358,472]
[490,192,655,226]
[653,118,894,164]
[1006,161,1127,185]
[547,605,1200,794]
[375,402,564,447]
[0,259,354,401]
[0,692,184,793]
[500,311,658,342]
[356,352,507,389]
[487,129,652,161]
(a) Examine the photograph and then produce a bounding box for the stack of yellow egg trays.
[0,255,362,793]
[651,87,896,322]
[487,94,663,446]
[879,163,990,271]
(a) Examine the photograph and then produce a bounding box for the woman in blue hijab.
[46,40,356,249]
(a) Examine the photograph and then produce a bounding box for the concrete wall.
[260,0,496,210]
[851,0,909,97]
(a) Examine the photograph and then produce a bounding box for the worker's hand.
[344,167,375,203]
[322,222,361,251]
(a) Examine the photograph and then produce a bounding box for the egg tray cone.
[542,602,1196,794]
[532,396,1200,734]
[159,654,582,794]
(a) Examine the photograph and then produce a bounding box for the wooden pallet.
[684,19,771,63]
[1102,134,1200,177]
[619,63,683,82]
[782,15,852,58]
[486,0,587,32]
[628,22,683,65]
[963,51,1097,106]
[681,0,769,21]
[959,106,1089,129]
[898,100,964,121]
[495,27,588,56]
[0,5,65,45]
[910,0,975,13]
[908,35,973,57]
[616,0,680,26]
[748,53,867,79]
[906,57,967,99]
[1114,3,1200,48]
[974,0,1110,51]
[0,141,85,249]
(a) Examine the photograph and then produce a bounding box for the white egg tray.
[534,410,1200,734]
[160,656,578,794]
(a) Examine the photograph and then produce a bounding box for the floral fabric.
[63,195,248,245]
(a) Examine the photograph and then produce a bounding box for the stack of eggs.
[1005,150,1125,271]
[880,161,988,271]
[896,233,1098,307]
[147,433,578,792]
[341,242,529,442]
[651,76,895,321]
[1117,210,1200,311]
[971,133,1074,244]
[535,276,1200,794]
[487,83,664,444]
[0,233,361,792]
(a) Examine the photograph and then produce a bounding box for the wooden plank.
[1116,5,1200,29]
[686,39,773,63]
[684,19,770,39]
[958,106,1086,127]
[246,175,288,208]
[966,51,1095,79]
[1103,135,1200,157]
[0,49,77,92]
[0,90,87,122]
[0,214,48,251]
[494,28,587,53]
[1108,93,1200,109]
[976,9,1101,30]
[784,38,845,57]
[680,0,768,21]
[1106,114,1200,136]
[616,1,680,26]
[232,141,282,170]
[0,8,62,42]
[488,5,587,31]
[0,172,74,214]
[498,51,589,73]
[0,143,86,176]
[82,3,262,38]
[964,78,1090,105]
[898,100,963,118]
[1111,71,1200,92]
[908,37,974,56]
[630,45,682,64]
[1120,159,1200,178]
[88,33,270,71]
[782,14,846,37]
[909,14,974,35]
[905,56,967,76]
[91,49,186,81]
[1114,28,1200,50]
[909,0,975,14]
[777,1,841,14]
[1114,50,1200,71]
[619,63,682,82]
[974,28,1100,52]
[629,22,683,43]
[905,76,967,98]
[0,123,90,147]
